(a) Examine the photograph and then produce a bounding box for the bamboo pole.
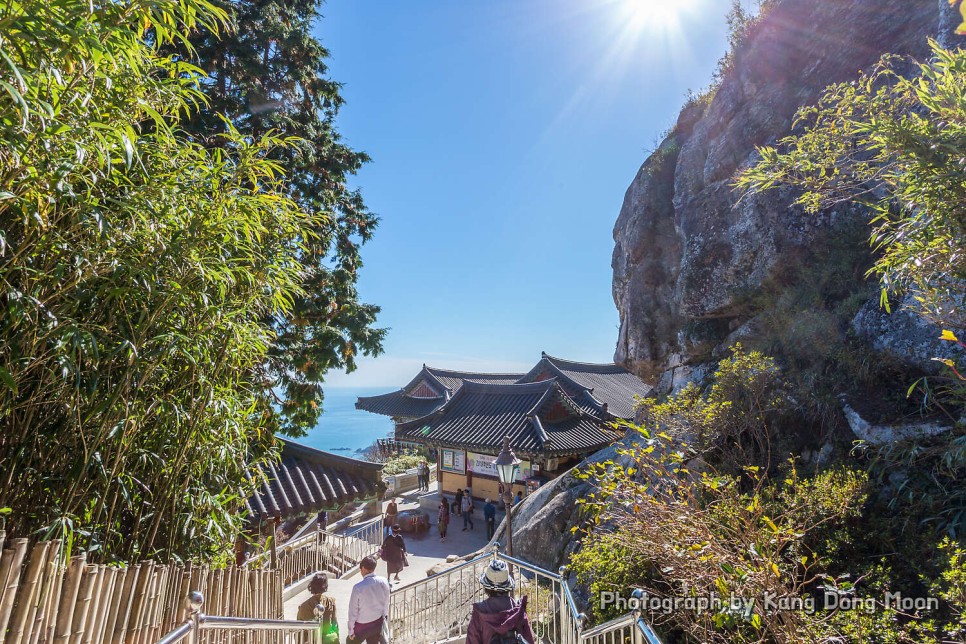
[53,554,86,644]
[27,540,62,644]
[124,561,152,644]
[110,565,139,644]
[0,540,29,643]
[6,541,51,644]
[81,565,107,644]
[100,568,124,644]
[68,565,97,644]
[40,541,66,644]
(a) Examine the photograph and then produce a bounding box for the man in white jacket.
[346,556,391,643]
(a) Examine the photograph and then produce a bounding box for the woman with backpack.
[465,559,535,644]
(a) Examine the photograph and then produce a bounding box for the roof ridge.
[426,366,525,378]
[542,353,627,371]
[459,379,558,395]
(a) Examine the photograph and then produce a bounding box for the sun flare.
[622,0,689,30]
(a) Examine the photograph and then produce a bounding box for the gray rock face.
[851,296,965,375]
[494,436,639,572]
[612,0,942,382]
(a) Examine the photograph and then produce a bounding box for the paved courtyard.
[283,483,493,637]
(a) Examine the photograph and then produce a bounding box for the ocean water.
[298,387,395,456]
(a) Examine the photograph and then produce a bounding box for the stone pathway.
[283,482,492,637]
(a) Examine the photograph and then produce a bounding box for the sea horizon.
[295,386,396,457]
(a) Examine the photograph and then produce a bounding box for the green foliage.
[573,425,868,642]
[639,345,790,471]
[0,0,322,562]
[736,40,966,345]
[377,452,426,477]
[860,426,966,538]
[571,349,966,642]
[168,0,386,436]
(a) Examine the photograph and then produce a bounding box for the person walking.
[296,573,339,643]
[384,498,398,537]
[461,493,474,531]
[380,524,407,583]
[483,498,497,541]
[466,559,536,644]
[437,499,450,542]
[347,556,391,644]
[454,488,464,517]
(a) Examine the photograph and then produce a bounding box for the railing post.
[186,591,204,644]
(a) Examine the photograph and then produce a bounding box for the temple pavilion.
[356,353,651,501]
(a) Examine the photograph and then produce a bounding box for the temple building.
[247,439,385,524]
[356,353,651,500]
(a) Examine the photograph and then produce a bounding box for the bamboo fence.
[0,532,284,644]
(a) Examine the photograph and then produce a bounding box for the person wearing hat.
[380,524,407,583]
[483,498,497,540]
[296,573,339,642]
[466,559,535,644]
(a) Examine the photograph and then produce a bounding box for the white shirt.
[347,573,391,634]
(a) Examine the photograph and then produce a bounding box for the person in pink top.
[465,559,535,644]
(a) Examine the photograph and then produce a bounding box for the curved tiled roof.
[520,354,651,419]
[395,380,621,458]
[247,440,385,520]
[355,366,523,419]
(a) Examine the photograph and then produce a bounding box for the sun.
[622,0,688,30]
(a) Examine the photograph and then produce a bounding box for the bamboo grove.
[0,0,367,563]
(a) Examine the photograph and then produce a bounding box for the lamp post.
[494,436,521,557]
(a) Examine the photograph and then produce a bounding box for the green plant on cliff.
[571,348,966,642]
[0,0,326,562]
[736,41,966,361]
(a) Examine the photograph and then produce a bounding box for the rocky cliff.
[612,0,955,392]
[504,0,964,577]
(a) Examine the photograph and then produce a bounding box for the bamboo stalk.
[124,561,152,644]
[100,568,124,644]
[0,540,30,643]
[7,540,51,644]
[53,554,86,644]
[94,568,119,644]
[41,541,66,644]
[110,565,139,644]
[81,565,107,644]
[68,565,97,644]
[27,539,61,644]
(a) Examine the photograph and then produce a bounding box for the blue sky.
[317,0,735,387]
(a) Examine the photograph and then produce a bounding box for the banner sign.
[466,451,531,482]
[440,449,465,474]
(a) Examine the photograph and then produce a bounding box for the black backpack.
[490,630,527,644]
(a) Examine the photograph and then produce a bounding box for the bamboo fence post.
[39,541,66,644]
[110,565,139,644]
[27,540,62,644]
[53,554,86,644]
[68,565,97,644]
[0,540,29,643]
[81,565,107,644]
[100,568,124,644]
[6,541,51,644]
[93,568,119,644]
[124,561,152,644]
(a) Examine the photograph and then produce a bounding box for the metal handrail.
[156,591,325,644]
[387,544,663,644]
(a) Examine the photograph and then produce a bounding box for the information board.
[466,451,531,482]
[440,449,465,474]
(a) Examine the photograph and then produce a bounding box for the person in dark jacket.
[454,488,464,516]
[380,524,407,583]
[483,498,497,540]
[466,559,535,644]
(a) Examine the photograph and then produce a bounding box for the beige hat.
[480,559,514,591]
